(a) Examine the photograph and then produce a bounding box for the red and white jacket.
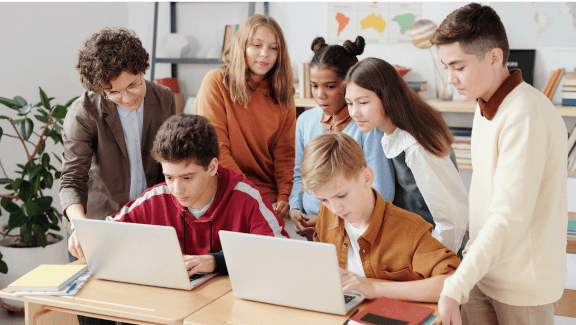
[106,165,288,274]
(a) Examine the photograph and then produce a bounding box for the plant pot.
[0,234,68,308]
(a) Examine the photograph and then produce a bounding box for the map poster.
[328,2,422,44]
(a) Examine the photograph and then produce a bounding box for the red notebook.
[349,296,435,325]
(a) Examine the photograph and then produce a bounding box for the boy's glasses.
[105,76,144,101]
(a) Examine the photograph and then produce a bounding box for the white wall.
[0,3,129,236]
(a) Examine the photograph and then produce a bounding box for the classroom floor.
[0,307,574,324]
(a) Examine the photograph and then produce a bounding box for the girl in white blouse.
[343,57,468,255]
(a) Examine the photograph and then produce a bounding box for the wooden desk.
[184,291,440,325]
[0,273,232,325]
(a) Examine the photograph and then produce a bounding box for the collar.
[380,127,417,158]
[329,189,386,245]
[248,77,270,91]
[116,99,144,119]
[320,106,351,131]
[478,69,523,121]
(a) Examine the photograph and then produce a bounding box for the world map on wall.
[328,2,421,44]
[490,2,576,47]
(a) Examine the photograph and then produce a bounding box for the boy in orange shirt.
[301,132,460,302]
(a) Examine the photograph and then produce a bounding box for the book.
[7,264,88,292]
[450,127,472,137]
[569,220,576,234]
[563,92,576,99]
[563,86,576,92]
[348,296,435,325]
[567,125,576,154]
[564,78,576,87]
[304,62,311,99]
[407,81,427,92]
[221,24,239,57]
[298,63,306,99]
[12,271,91,296]
[156,77,180,94]
[562,98,576,106]
[543,68,562,99]
[549,69,565,100]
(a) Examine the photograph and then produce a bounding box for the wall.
[0,3,129,237]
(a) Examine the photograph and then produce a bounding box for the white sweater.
[442,82,568,306]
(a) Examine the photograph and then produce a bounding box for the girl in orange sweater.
[196,15,295,222]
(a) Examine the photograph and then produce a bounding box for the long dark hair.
[310,36,365,79]
[344,57,453,157]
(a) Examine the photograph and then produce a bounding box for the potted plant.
[0,88,78,308]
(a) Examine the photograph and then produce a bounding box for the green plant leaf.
[34,114,49,123]
[47,209,59,224]
[18,104,32,116]
[8,209,27,228]
[0,96,22,109]
[0,126,3,140]
[65,96,79,108]
[41,171,53,189]
[0,178,12,185]
[33,224,48,248]
[39,87,50,110]
[34,196,53,214]
[38,142,46,156]
[14,96,27,107]
[32,174,41,194]
[52,153,62,164]
[48,223,61,231]
[38,108,49,117]
[55,171,61,179]
[18,118,33,140]
[20,224,32,246]
[11,178,23,191]
[22,201,38,217]
[41,153,50,168]
[29,165,44,179]
[52,105,67,119]
[0,260,7,274]
[18,179,34,202]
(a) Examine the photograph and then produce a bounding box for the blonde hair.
[221,14,294,112]
[301,132,367,192]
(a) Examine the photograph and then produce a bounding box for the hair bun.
[343,36,365,56]
[311,36,328,52]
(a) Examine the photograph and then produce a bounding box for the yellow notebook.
[7,264,88,292]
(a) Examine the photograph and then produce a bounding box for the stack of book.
[347,296,437,325]
[541,68,565,101]
[407,81,427,92]
[562,76,576,106]
[297,63,312,99]
[567,125,576,172]
[451,127,472,166]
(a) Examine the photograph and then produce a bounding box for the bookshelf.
[294,97,576,177]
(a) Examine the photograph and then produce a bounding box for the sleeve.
[207,250,228,275]
[313,204,327,243]
[411,222,461,278]
[442,117,547,303]
[242,185,289,238]
[59,98,95,219]
[105,192,152,224]
[195,70,245,177]
[288,114,306,212]
[362,129,395,201]
[405,145,469,253]
[272,107,297,203]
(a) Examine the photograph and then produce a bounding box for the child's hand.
[272,201,290,219]
[68,230,86,262]
[438,294,462,325]
[340,267,377,299]
[183,255,216,276]
[290,209,316,238]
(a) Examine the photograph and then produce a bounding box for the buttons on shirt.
[343,242,348,247]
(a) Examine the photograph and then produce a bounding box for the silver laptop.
[219,230,364,315]
[71,219,216,290]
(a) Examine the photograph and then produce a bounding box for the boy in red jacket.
[69,114,289,275]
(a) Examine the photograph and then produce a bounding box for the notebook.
[219,230,364,315]
[7,264,88,292]
[347,296,435,325]
[71,219,216,290]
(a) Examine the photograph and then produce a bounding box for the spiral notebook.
[7,264,88,292]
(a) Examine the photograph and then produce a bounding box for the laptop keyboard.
[189,273,205,281]
[344,294,356,304]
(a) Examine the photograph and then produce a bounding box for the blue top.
[289,106,395,215]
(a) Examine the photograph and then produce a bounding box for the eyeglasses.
[105,76,144,101]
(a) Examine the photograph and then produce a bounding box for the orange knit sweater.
[196,69,296,204]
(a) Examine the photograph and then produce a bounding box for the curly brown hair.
[431,3,509,67]
[76,28,150,94]
[151,114,220,169]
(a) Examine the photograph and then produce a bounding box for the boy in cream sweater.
[432,3,568,325]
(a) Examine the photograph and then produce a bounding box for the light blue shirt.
[116,100,147,201]
[289,106,395,216]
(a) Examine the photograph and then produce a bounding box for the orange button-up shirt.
[320,106,352,132]
[314,190,461,281]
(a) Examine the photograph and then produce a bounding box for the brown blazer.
[314,190,460,281]
[59,81,175,220]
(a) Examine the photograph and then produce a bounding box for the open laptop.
[219,230,364,315]
[71,219,216,290]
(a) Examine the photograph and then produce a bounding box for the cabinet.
[150,2,268,81]
[294,97,576,177]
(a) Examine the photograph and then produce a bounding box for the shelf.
[155,58,224,65]
[294,97,576,117]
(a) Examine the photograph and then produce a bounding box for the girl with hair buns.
[289,36,395,240]
[344,57,468,254]
[196,15,295,225]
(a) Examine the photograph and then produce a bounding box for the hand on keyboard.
[183,254,216,276]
